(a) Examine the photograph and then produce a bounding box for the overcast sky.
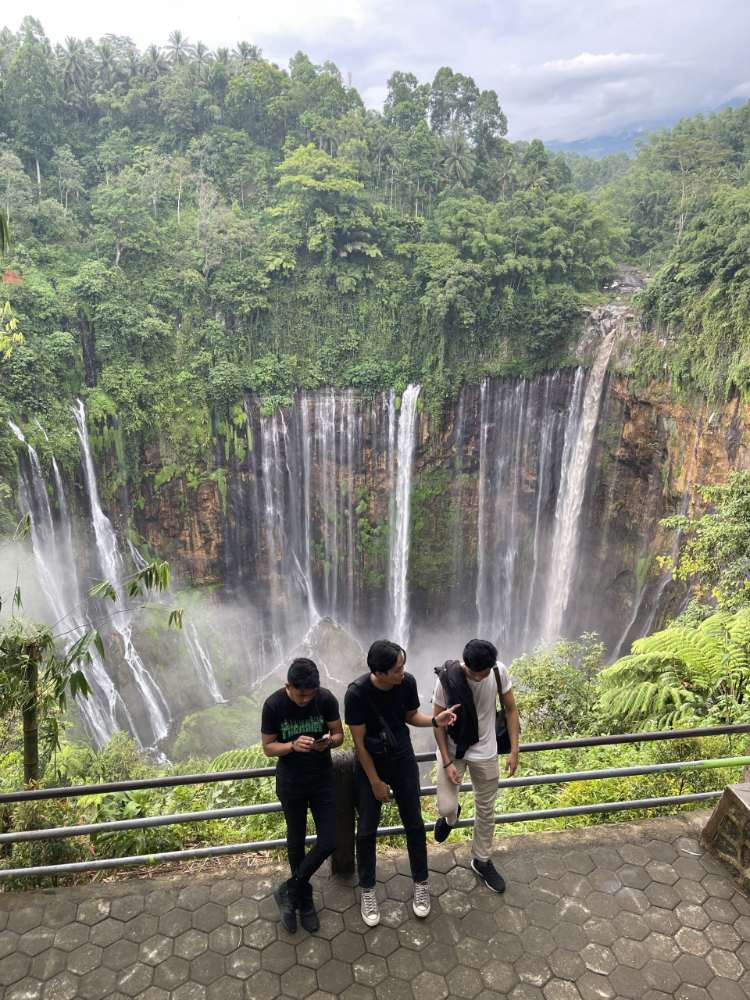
[9,1,750,141]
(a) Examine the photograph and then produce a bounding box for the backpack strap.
[492,665,506,713]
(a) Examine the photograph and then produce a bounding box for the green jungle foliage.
[0,17,621,490]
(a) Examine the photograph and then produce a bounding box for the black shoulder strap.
[493,665,506,712]
[352,675,398,743]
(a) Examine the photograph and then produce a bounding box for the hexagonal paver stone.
[209,880,242,905]
[261,940,296,974]
[40,970,79,1000]
[77,900,110,926]
[102,939,139,971]
[8,907,43,935]
[549,949,585,981]
[330,930,365,963]
[365,927,399,957]
[158,908,192,938]
[678,903,711,930]
[644,932,679,963]
[706,922,741,951]
[703,875,736,900]
[588,869,621,894]
[243,919,277,950]
[389,966,436,1000]
[225,946,261,980]
[77,965,116,1000]
[677,927,710,956]
[190,950,225,985]
[0,930,19,960]
[613,938,648,969]
[481,960,518,993]
[551,923,586,953]
[227,899,259,926]
[297,938,332,970]
[31,947,66,982]
[207,976,244,1000]
[353,954,389,987]
[446,966,485,999]
[144,890,177,916]
[542,980,582,1000]
[576,970,615,1000]
[247,968,281,1000]
[192,904,225,933]
[515,955,552,987]
[676,879,708,904]
[177,886,211,911]
[608,965,648,1000]
[386,946,419,981]
[67,943,103,976]
[18,927,56,957]
[122,913,158,944]
[43,903,78,930]
[318,958,355,993]
[0,953,31,986]
[207,924,241,955]
[674,952,714,987]
[554,898,590,926]
[643,958,681,993]
[139,934,173,966]
[139,990,170,1000]
[647,862,679,885]
[53,923,89,953]
[704,897,738,924]
[280,964,318,999]
[5,976,43,1000]
[420,941,458,976]
[90,918,125,948]
[172,983,207,1000]
[174,929,209,961]
[374,975,412,1000]
[153,955,190,990]
[438,890,472,917]
[110,897,144,923]
[116,962,154,997]
[707,948,743,980]
[615,888,649,915]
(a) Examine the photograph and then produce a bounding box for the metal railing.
[0,723,748,881]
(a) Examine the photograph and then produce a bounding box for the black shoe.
[274,880,298,932]
[298,882,319,933]
[471,857,506,894]
[434,803,461,843]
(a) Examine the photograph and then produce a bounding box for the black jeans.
[277,771,337,884]
[355,751,427,889]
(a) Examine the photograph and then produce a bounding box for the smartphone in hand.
[313,732,331,746]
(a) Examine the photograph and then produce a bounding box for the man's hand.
[312,733,331,752]
[371,778,390,802]
[445,763,461,786]
[292,735,314,753]
[434,704,460,728]
[505,751,518,777]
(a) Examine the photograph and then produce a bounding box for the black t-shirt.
[261,687,340,779]
[344,672,420,755]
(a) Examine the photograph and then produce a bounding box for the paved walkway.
[1,811,749,1000]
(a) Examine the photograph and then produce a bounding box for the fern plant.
[599,607,750,729]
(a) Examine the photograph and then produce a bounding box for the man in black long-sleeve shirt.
[261,658,344,933]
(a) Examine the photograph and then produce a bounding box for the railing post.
[331,749,356,877]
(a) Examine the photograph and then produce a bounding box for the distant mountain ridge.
[545,98,747,159]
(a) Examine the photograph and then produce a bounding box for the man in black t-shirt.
[261,658,343,933]
[345,639,458,927]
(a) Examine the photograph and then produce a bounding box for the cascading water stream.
[8,420,126,746]
[73,399,171,746]
[542,330,617,643]
[389,384,420,648]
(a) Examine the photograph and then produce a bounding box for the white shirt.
[432,661,512,762]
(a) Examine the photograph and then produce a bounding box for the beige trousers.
[436,755,500,862]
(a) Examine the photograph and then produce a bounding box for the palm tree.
[442,132,476,187]
[194,41,213,69]
[95,39,119,89]
[233,41,260,64]
[165,30,195,65]
[142,45,168,81]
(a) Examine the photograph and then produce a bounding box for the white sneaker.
[360,888,380,927]
[412,880,431,918]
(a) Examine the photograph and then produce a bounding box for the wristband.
[431,716,438,728]
[443,761,454,769]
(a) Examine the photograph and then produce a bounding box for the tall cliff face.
[129,347,749,664]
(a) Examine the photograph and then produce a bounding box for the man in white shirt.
[432,638,520,892]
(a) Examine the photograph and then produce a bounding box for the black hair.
[287,658,320,690]
[463,638,497,672]
[367,639,405,674]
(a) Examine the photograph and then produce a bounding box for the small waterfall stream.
[389,384,420,648]
[73,399,171,746]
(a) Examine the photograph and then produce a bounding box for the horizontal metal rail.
[2,722,747,805]
[3,755,745,846]
[0,790,721,880]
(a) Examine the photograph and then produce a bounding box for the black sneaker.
[298,882,319,933]
[434,803,461,843]
[274,880,298,932]
[471,857,506,894]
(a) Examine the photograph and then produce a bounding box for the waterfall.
[389,384,420,648]
[73,399,171,746]
[128,540,225,704]
[8,420,126,747]
[542,331,617,643]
